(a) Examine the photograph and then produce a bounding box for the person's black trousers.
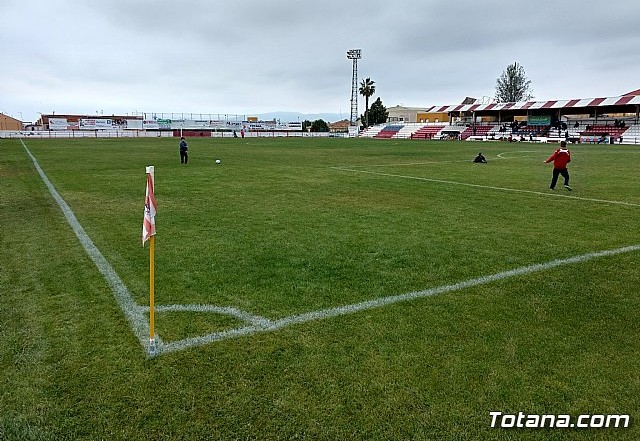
[550,168,569,189]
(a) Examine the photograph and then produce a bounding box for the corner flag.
[142,166,157,245]
[143,166,157,356]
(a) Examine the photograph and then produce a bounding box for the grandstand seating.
[621,124,640,144]
[411,125,446,140]
[439,125,462,133]
[460,125,493,140]
[394,123,423,139]
[358,120,640,145]
[488,125,513,136]
[359,125,384,138]
[582,124,628,139]
[518,125,545,135]
[374,125,403,138]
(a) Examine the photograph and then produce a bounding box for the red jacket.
[545,148,571,169]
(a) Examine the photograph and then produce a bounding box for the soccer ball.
[215,159,221,164]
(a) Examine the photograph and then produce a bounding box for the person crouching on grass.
[473,152,487,163]
[544,140,571,191]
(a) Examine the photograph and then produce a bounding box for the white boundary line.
[331,166,640,208]
[20,140,157,353]
[335,150,538,169]
[496,150,538,159]
[159,244,640,354]
[342,159,474,168]
[21,140,640,356]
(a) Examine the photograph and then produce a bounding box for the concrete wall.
[0,114,22,130]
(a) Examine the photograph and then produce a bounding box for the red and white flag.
[142,166,157,245]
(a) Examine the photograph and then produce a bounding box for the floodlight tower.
[346,49,362,128]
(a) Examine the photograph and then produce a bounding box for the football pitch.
[2,136,640,439]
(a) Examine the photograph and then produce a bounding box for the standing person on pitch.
[179,136,188,164]
[544,140,571,190]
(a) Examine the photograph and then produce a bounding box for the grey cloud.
[3,0,640,121]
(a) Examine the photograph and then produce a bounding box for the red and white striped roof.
[425,94,640,114]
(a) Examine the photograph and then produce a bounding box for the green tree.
[310,119,329,132]
[367,97,388,126]
[359,77,376,127]
[495,62,533,103]
[302,119,311,132]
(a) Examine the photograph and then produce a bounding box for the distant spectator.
[179,137,188,164]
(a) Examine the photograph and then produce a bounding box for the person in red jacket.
[544,141,571,190]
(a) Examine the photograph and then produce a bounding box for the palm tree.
[359,77,376,127]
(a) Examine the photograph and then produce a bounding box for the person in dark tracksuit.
[473,152,487,163]
[179,137,188,164]
[544,141,571,190]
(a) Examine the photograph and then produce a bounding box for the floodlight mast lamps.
[347,49,362,127]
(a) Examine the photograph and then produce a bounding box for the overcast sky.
[2,0,639,122]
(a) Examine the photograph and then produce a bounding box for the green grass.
[1,136,639,440]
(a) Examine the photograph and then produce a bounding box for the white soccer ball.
[215,159,221,164]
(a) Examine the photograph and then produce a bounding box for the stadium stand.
[582,124,628,139]
[411,124,446,140]
[621,124,640,144]
[437,125,463,139]
[357,119,640,145]
[359,125,384,138]
[394,123,424,139]
[373,124,403,138]
[461,124,493,140]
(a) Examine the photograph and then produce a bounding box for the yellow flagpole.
[149,234,156,355]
